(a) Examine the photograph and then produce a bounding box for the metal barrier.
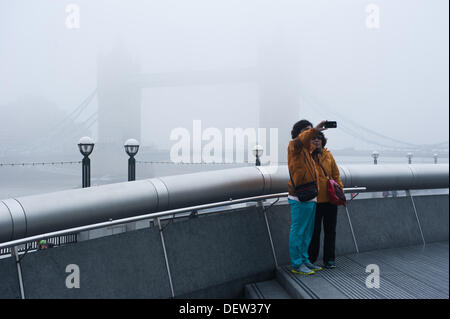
[0,162,448,299]
[0,187,372,251]
[0,192,284,251]
[2,187,447,299]
[0,164,448,244]
[0,234,77,256]
[0,188,371,299]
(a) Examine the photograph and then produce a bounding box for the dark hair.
[316,131,327,148]
[291,119,313,139]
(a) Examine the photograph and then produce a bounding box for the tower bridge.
[95,42,301,168]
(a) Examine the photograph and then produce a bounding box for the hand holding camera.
[315,120,337,132]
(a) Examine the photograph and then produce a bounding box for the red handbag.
[327,178,347,207]
[318,160,347,207]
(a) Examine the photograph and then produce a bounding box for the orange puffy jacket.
[312,148,344,203]
[287,128,319,197]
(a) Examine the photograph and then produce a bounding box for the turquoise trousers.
[288,199,317,268]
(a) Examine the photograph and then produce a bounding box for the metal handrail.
[0,192,283,250]
[1,164,447,244]
[0,187,367,251]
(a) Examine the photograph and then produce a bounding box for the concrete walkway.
[248,241,448,299]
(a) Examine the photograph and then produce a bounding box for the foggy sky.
[0,0,448,154]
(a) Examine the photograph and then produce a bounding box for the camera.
[324,121,337,128]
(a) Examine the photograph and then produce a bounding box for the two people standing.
[287,119,343,275]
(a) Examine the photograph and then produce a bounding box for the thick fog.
[0,0,448,162]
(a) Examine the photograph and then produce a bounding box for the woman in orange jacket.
[287,119,328,275]
[308,131,344,269]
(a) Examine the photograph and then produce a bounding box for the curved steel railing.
[0,164,448,243]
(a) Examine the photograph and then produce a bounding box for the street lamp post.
[407,152,413,164]
[78,137,95,188]
[124,139,139,181]
[252,145,263,166]
[433,153,438,164]
[371,151,379,165]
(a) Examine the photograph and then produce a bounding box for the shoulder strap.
[289,170,296,188]
[316,156,329,179]
[302,149,318,184]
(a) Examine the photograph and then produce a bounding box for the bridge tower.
[97,46,141,146]
[96,47,142,175]
[257,37,301,164]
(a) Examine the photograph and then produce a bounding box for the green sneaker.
[291,263,315,275]
[305,262,322,271]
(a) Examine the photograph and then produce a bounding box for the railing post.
[260,200,279,268]
[12,246,25,299]
[343,188,367,254]
[157,217,175,298]
[344,205,359,254]
[406,190,426,246]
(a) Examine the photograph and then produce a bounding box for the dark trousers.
[308,202,338,264]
